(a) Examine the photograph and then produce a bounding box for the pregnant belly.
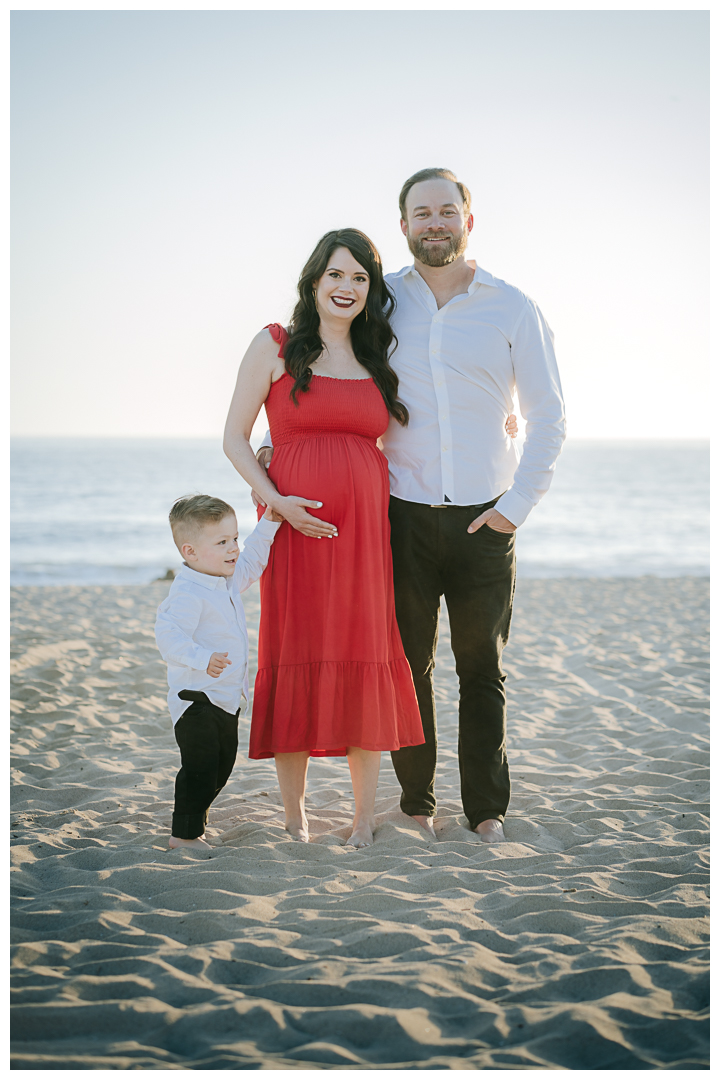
[268,435,388,529]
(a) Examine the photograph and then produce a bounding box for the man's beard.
[407,226,469,267]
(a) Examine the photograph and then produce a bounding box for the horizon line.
[9,433,711,442]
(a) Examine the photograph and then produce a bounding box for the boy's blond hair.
[169,495,235,550]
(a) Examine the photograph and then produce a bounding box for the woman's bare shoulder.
[243,327,286,368]
[250,326,283,350]
[236,328,287,385]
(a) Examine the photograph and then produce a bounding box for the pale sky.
[11,9,708,439]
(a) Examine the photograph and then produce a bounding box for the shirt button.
[442,446,448,452]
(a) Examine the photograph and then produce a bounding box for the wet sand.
[10,576,709,1068]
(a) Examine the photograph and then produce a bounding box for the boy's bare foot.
[407,813,436,839]
[168,835,211,849]
[474,819,507,843]
[285,819,310,843]
[347,817,375,848]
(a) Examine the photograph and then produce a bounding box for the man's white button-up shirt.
[155,516,281,725]
[382,261,566,526]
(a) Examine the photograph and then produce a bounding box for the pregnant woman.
[223,229,425,847]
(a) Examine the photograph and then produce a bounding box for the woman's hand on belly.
[273,494,339,538]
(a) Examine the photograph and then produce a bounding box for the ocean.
[10,438,709,586]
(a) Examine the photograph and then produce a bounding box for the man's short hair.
[169,494,235,549]
[399,167,472,222]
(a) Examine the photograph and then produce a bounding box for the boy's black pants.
[388,496,516,830]
[172,692,239,839]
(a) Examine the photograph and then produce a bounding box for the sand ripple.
[11,578,709,1068]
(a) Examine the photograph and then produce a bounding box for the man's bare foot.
[407,814,436,839]
[285,820,310,843]
[168,835,211,849]
[347,817,375,848]
[474,819,507,843]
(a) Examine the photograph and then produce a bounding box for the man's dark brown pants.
[389,495,516,831]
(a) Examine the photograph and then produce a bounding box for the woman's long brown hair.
[283,228,409,426]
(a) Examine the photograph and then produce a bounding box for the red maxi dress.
[249,324,424,759]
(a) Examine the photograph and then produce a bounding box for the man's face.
[401,178,473,267]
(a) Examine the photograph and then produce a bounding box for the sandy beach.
[10,576,709,1069]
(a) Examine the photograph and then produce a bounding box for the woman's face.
[314,247,370,323]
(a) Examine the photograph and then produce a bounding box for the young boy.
[155,494,282,849]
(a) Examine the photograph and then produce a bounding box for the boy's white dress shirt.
[261,262,565,528]
[155,516,281,725]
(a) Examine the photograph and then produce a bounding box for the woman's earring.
[364,308,368,321]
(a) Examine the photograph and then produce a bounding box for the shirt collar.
[177,564,228,591]
[400,259,499,291]
[468,262,500,289]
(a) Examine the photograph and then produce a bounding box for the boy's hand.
[264,505,284,523]
[207,652,232,677]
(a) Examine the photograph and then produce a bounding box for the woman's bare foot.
[275,752,310,843]
[347,816,375,848]
[285,818,310,843]
[474,819,507,843]
[407,813,436,838]
[168,835,211,849]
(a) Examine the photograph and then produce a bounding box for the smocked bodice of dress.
[263,323,389,445]
[266,373,389,446]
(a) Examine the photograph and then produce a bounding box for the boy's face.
[181,514,240,578]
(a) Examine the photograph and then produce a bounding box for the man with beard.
[382,167,565,843]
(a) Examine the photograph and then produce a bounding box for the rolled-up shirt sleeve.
[155,593,214,672]
[494,298,566,527]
